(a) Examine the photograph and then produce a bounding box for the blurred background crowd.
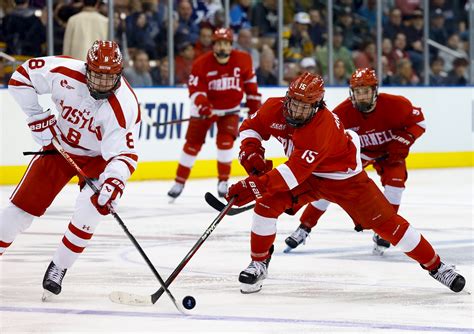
[0,0,471,87]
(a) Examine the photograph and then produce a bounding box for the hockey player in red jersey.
[0,41,141,300]
[225,72,465,294]
[285,68,426,255]
[167,27,261,201]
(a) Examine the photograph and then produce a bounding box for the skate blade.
[41,290,55,302]
[283,246,294,253]
[240,282,263,294]
[168,196,177,204]
[372,246,387,256]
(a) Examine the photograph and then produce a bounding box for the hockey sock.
[250,232,275,261]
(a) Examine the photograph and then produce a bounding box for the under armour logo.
[82,225,90,231]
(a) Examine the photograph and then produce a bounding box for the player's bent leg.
[373,215,465,292]
[0,202,35,255]
[285,199,330,252]
[43,186,103,300]
[216,146,233,197]
[216,120,238,197]
[168,142,203,201]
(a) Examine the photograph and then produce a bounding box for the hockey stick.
[109,193,237,306]
[23,150,58,156]
[205,192,255,216]
[50,138,187,314]
[140,108,248,127]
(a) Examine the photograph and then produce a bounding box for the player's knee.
[373,215,410,246]
[216,133,235,150]
[183,142,203,155]
[0,202,34,240]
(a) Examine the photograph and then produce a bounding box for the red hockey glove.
[225,175,266,207]
[387,130,415,161]
[239,138,266,175]
[27,109,58,147]
[245,93,262,116]
[90,178,125,215]
[195,95,213,117]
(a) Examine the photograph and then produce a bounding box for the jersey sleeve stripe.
[240,129,263,141]
[8,78,34,88]
[122,78,141,124]
[275,164,299,190]
[50,66,87,84]
[107,93,127,129]
[115,158,136,174]
[16,65,31,81]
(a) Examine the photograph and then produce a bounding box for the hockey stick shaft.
[141,108,247,127]
[50,138,185,313]
[150,194,236,304]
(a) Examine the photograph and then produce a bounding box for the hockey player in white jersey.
[0,40,141,300]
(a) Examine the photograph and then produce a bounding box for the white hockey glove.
[27,109,58,147]
[90,178,125,215]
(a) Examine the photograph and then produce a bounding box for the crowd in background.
[0,0,470,87]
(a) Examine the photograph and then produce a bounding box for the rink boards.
[0,86,472,184]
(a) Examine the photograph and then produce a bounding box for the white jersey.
[8,56,141,183]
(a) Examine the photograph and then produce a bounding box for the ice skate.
[239,246,273,294]
[284,225,311,253]
[42,261,67,301]
[167,182,184,203]
[217,181,228,198]
[372,233,391,255]
[429,262,465,293]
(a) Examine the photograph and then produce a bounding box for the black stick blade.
[204,192,254,216]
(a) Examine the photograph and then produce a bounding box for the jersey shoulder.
[105,78,141,129]
[332,98,353,115]
[378,93,413,110]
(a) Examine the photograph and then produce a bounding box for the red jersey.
[240,97,362,194]
[333,93,426,161]
[187,50,260,116]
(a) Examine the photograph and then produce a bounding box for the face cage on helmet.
[86,67,121,100]
[349,86,378,113]
[283,94,320,127]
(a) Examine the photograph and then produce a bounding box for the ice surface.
[1,168,473,333]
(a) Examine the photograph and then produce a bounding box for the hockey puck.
[182,295,196,310]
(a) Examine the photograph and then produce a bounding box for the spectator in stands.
[445,57,468,86]
[381,55,394,85]
[3,0,46,57]
[250,0,278,39]
[391,58,420,86]
[300,57,318,75]
[126,12,159,59]
[283,12,314,63]
[357,0,376,33]
[123,49,153,87]
[404,9,424,75]
[282,61,300,84]
[53,0,83,55]
[336,8,358,50]
[193,0,223,26]
[382,37,396,73]
[390,33,410,70]
[63,0,108,61]
[194,24,213,59]
[431,0,456,33]
[230,0,251,33]
[429,9,448,46]
[256,45,278,86]
[235,28,260,70]
[395,0,421,16]
[174,40,195,85]
[332,59,349,86]
[429,57,447,85]
[353,39,376,69]
[383,8,404,40]
[315,27,354,78]
[151,56,169,86]
[308,9,326,48]
[438,33,468,72]
[176,0,199,44]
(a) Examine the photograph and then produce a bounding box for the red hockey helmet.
[284,72,325,127]
[212,27,233,43]
[86,40,123,100]
[349,68,379,113]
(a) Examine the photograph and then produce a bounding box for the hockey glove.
[195,95,213,117]
[387,130,415,161]
[27,109,58,147]
[245,93,262,116]
[90,178,125,215]
[239,138,267,175]
[225,175,266,207]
